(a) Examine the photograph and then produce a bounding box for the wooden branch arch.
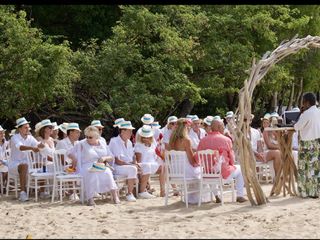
[230,35,320,206]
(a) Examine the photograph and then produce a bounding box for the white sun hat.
[191,115,200,122]
[225,111,234,118]
[119,121,135,130]
[141,114,154,125]
[113,118,125,128]
[91,120,104,128]
[261,113,271,121]
[52,122,59,131]
[138,125,154,138]
[270,112,279,118]
[67,123,81,131]
[0,125,6,132]
[58,122,69,134]
[167,116,178,124]
[203,116,214,126]
[34,122,42,133]
[88,162,106,172]
[186,115,193,120]
[36,119,53,133]
[15,117,30,128]
[212,115,224,123]
[150,121,161,129]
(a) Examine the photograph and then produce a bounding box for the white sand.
[1,183,319,239]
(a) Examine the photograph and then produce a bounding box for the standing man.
[9,117,44,202]
[294,92,320,198]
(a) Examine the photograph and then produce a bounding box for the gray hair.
[84,126,100,139]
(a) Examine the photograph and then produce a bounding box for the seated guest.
[162,116,178,150]
[0,125,9,187]
[188,115,206,151]
[90,120,107,145]
[8,117,45,202]
[69,126,120,206]
[168,118,211,204]
[57,122,68,140]
[202,116,214,134]
[50,122,59,146]
[197,118,247,203]
[134,125,164,198]
[260,114,282,177]
[35,119,55,161]
[108,121,138,202]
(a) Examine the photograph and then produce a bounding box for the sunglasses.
[86,136,94,139]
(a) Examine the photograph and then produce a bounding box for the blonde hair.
[169,118,190,148]
[84,126,100,139]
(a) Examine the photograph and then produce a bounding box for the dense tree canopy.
[1,4,320,134]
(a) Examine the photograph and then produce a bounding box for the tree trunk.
[178,98,194,118]
[271,91,278,112]
[286,82,295,111]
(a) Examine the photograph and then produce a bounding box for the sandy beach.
[1,183,319,239]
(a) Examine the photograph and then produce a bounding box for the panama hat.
[261,113,271,121]
[88,162,106,172]
[138,125,154,138]
[119,121,135,130]
[270,112,279,118]
[167,116,178,124]
[58,123,69,134]
[36,119,53,133]
[0,125,6,132]
[191,115,200,122]
[67,123,81,131]
[141,114,154,125]
[15,117,30,128]
[212,115,224,123]
[203,116,214,126]
[225,111,234,118]
[113,118,125,128]
[52,122,59,131]
[150,121,161,129]
[186,115,193,120]
[91,120,104,128]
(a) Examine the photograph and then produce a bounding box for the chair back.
[27,150,47,173]
[52,149,67,175]
[164,150,187,179]
[197,149,223,178]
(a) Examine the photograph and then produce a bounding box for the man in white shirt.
[294,92,320,198]
[9,117,44,202]
[188,115,206,151]
[109,121,138,202]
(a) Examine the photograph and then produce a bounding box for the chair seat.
[30,172,54,177]
[56,174,82,179]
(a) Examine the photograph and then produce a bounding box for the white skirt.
[81,163,118,200]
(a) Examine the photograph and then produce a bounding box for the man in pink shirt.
[197,119,247,203]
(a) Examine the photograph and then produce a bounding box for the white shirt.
[189,128,206,150]
[10,133,39,162]
[134,142,157,164]
[294,105,320,141]
[0,139,9,160]
[108,135,134,165]
[56,137,79,156]
[163,128,172,144]
[250,127,261,152]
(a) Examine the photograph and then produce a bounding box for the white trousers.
[225,165,244,197]
[114,165,137,179]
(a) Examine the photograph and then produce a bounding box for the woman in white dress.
[69,126,120,206]
[134,125,164,198]
[35,119,55,163]
[168,118,210,204]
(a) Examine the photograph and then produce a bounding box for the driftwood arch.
[231,35,320,206]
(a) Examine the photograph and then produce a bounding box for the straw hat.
[58,123,69,134]
[67,123,81,131]
[212,115,224,123]
[191,115,200,122]
[0,125,6,132]
[270,112,279,119]
[150,121,161,129]
[141,114,154,125]
[186,115,193,120]
[91,120,104,128]
[113,118,125,128]
[167,116,178,124]
[118,121,135,130]
[15,117,30,128]
[225,111,234,119]
[261,113,271,121]
[203,116,214,126]
[137,125,154,138]
[35,119,53,133]
[88,162,106,172]
[52,122,59,131]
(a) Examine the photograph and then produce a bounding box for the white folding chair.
[51,149,84,204]
[164,150,201,208]
[26,151,54,202]
[256,161,274,184]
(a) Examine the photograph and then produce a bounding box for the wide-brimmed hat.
[36,119,53,133]
[167,116,178,124]
[150,121,161,129]
[261,113,271,121]
[225,111,234,118]
[141,114,154,125]
[15,117,30,128]
[0,125,6,132]
[91,120,104,128]
[52,122,59,131]
[113,118,125,128]
[67,123,81,132]
[58,122,69,134]
[203,116,214,126]
[119,121,135,130]
[138,125,154,138]
[88,162,106,172]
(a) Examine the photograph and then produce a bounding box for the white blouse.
[294,105,320,141]
[108,135,134,165]
[134,142,157,164]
